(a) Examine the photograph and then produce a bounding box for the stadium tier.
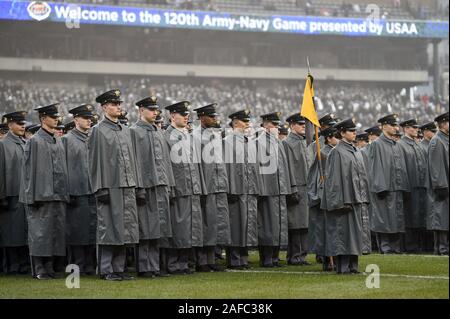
[0,76,446,129]
[0,22,432,71]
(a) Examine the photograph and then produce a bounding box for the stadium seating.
[1,77,445,129]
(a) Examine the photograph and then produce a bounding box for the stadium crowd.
[0,78,446,129]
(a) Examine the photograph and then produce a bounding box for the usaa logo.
[27,1,51,21]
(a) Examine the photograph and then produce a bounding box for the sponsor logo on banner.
[27,1,51,21]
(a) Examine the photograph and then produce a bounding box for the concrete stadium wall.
[0,57,429,83]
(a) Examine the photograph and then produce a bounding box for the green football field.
[0,252,448,299]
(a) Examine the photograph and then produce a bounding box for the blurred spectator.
[341,1,350,17]
[320,8,331,17]
[304,0,314,15]
[178,0,194,10]
[200,0,218,11]
[263,0,277,11]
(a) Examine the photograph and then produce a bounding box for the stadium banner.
[0,0,448,38]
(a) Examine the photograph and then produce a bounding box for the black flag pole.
[307,56,311,75]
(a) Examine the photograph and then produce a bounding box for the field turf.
[0,252,448,299]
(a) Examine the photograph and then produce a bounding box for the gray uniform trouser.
[159,248,169,273]
[287,229,308,264]
[67,245,96,274]
[336,255,358,274]
[377,233,402,254]
[226,247,249,267]
[434,231,449,255]
[258,246,280,267]
[97,245,126,275]
[3,246,29,273]
[167,248,190,272]
[195,246,215,266]
[137,239,159,273]
[403,228,424,252]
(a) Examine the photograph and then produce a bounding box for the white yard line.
[373,254,449,258]
[226,269,449,280]
[379,273,449,280]
[246,251,449,258]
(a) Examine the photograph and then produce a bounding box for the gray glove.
[136,188,147,206]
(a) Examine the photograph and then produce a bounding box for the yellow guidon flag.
[300,74,320,127]
[300,71,324,181]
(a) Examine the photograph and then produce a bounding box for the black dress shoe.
[242,264,252,270]
[300,261,312,266]
[101,273,123,281]
[168,269,183,275]
[118,273,135,280]
[183,268,194,275]
[287,261,301,266]
[209,264,225,272]
[350,269,361,274]
[196,265,213,272]
[156,272,170,278]
[138,272,156,278]
[227,265,244,270]
[35,274,52,280]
